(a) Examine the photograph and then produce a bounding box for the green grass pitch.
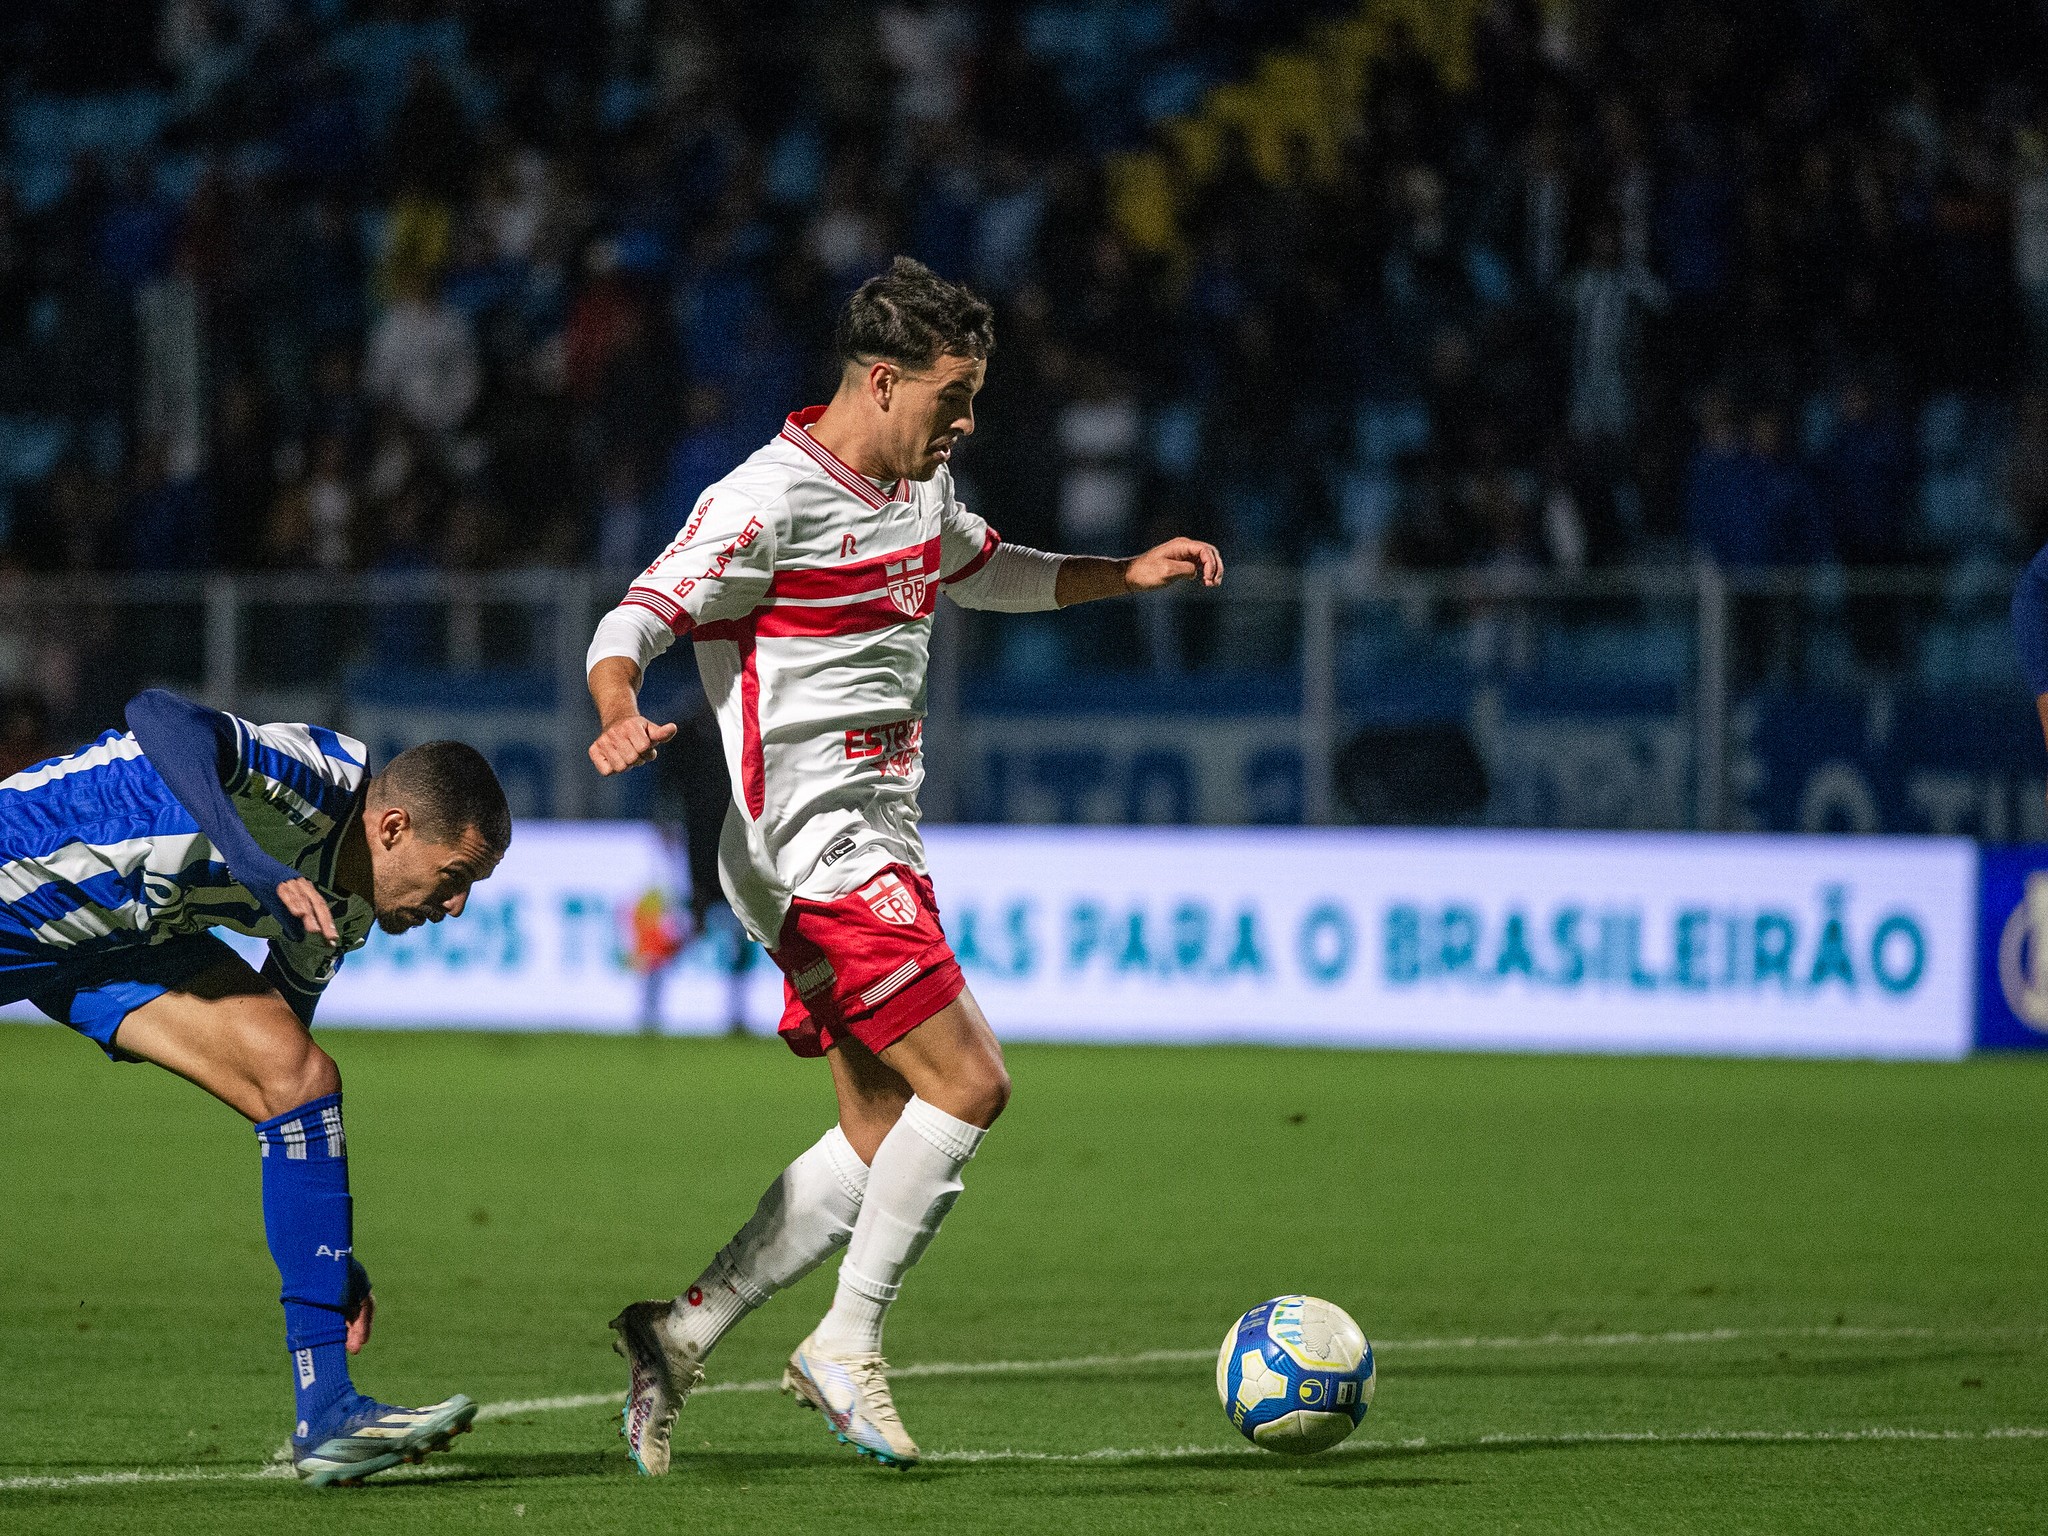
[3,1021,2045,1534]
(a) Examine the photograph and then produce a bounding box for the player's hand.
[589,714,679,775]
[345,1288,375,1354]
[1123,537,1224,592]
[278,876,339,946]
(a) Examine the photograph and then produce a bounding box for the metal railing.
[0,562,2021,828]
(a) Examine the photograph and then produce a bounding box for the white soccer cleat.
[608,1300,706,1477]
[781,1332,920,1468]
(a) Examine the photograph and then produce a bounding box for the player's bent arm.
[124,689,321,941]
[2011,542,2048,759]
[586,607,679,775]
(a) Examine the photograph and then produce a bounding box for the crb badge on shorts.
[857,871,920,926]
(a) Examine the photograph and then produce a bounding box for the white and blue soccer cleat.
[608,1301,706,1477]
[781,1333,920,1468]
[292,1395,478,1487]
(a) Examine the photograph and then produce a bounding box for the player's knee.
[253,1038,340,1121]
[957,1057,1011,1128]
[841,1094,908,1164]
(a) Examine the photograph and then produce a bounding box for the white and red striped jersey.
[614,407,1003,943]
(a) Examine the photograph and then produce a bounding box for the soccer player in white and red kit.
[585,258,1222,1472]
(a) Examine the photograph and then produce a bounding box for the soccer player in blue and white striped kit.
[3,688,509,1485]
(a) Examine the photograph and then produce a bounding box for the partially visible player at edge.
[587,257,1223,1472]
[2,690,509,1485]
[2014,543,2048,776]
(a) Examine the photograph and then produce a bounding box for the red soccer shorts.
[770,864,965,1059]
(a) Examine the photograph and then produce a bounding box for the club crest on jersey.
[884,553,929,617]
[858,872,919,927]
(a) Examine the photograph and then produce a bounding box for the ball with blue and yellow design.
[1216,1294,1375,1453]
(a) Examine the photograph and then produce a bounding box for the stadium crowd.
[0,0,2046,661]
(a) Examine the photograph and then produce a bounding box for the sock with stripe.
[669,1124,870,1356]
[814,1097,984,1356]
[255,1092,366,1442]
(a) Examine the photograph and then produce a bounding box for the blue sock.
[255,1092,366,1441]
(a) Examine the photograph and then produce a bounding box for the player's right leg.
[84,942,475,1485]
[608,1095,879,1475]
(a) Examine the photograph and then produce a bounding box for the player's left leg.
[785,988,1008,1466]
[103,948,475,1484]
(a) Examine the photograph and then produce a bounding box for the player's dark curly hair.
[373,741,512,851]
[835,256,995,371]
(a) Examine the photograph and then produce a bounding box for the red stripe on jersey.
[942,526,1002,584]
[773,538,942,601]
[735,623,765,818]
[622,590,691,635]
[781,408,894,509]
[754,589,936,637]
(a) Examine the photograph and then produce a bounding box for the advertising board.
[925,829,1977,1060]
[296,826,1975,1060]
[1974,845,2048,1050]
[1,826,1979,1058]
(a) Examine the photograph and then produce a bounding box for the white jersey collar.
[781,406,899,508]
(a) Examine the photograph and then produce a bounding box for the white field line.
[926,1425,2048,1465]
[0,1461,471,1493]
[5,1323,2040,1494]
[474,1319,2047,1421]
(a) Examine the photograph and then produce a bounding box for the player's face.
[890,353,984,481]
[369,822,502,935]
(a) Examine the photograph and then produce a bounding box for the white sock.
[813,1097,985,1356]
[669,1124,870,1356]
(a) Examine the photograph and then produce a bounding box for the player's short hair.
[372,741,512,852]
[835,256,995,372]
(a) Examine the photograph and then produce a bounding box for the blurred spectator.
[97,162,178,296]
[1563,222,1666,452]
[280,431,358,572]
[362,270,480,442]
[2007,390,2048,551]
[2017,126,2048,382]
[654,384,744,539]
[1688,402,1828,683]
[123,435,213,571]
[1811,377,1912,566]
[208,371,277,565]
[596,459,653,573]
[1517,102,1575,294]
[1054,359,1142,556]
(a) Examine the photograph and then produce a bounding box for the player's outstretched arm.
[1055,536,1225,607]
[124,690,335,943]
[587,654,678,776]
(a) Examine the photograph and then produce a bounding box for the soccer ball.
[1216,1295,1375,1454]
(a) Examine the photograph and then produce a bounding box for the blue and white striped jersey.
[0,715,375,1007]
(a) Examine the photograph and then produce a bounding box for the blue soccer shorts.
[23,933,245,1062]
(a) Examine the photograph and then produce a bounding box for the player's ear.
[377,804,412,848]
[869,359,898,410]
